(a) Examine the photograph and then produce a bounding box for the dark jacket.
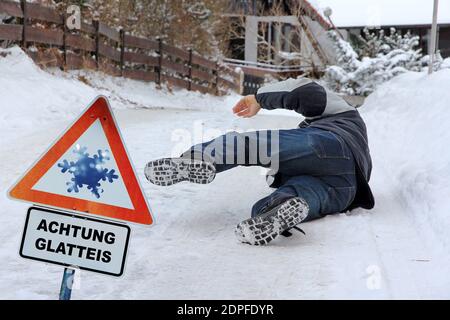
[255,78,375,211]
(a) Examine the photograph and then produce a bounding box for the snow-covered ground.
[1,47,450,299]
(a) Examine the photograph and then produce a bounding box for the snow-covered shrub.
[443,58,450,69]
[324,29,423,96]
[354,28,422,58]
[421,52,450,72]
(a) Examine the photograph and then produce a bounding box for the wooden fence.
[0,0,241,95]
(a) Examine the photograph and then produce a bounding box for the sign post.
[59,268,75,300]
[9,96,154,299]
[429,0,439,74]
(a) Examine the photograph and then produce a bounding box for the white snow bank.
[361,68,450,253]
[0,47,97,131]
[0,47,240,135]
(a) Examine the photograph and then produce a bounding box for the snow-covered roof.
[301,0,332,30]
[311,0,450,28]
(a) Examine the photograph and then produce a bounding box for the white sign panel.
[20,207,130,277]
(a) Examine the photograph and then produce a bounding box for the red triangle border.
[9,96,153,225]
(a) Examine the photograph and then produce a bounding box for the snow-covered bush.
[324,29,423,96]
[421,52,450,72]
[354,28,422,58]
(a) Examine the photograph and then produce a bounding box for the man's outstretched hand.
[232,95,262,118]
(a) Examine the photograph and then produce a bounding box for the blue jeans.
[187,127,357,222]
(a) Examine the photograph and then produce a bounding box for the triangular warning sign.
[9,96,153,225]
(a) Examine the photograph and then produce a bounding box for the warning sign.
[20,207,130,276]
[8,96,153,225]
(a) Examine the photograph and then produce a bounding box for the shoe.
[235,197,309,246]
[144,157,216,186]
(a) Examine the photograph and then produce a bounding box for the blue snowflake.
[58,145,119,198]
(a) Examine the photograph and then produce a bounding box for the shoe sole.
[145,158,216,186]
[235,197,308,246]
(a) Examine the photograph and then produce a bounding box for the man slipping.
[145,78,375,246]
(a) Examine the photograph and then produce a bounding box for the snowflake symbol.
[57,145,119,199]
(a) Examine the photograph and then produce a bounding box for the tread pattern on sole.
[235,197,309,246]
[145,158,216,186]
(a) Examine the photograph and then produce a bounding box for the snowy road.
[2,107,448,299]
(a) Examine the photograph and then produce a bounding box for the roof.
[310,0,450,28]
[301,0,332,30]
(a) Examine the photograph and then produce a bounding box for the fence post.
[119,29,125,76]
[62,13,67,70]
[94,20,100,70]
[215,62,220,96]
[156,37,162,86]
[187,48,193,91]
[20,0,27,49]
[239,68,245,95]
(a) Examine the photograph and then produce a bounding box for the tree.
[324,29,423,96]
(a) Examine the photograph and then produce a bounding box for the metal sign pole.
[429,0,439,74]
[59,268,75,300]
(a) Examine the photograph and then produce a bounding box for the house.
[315,0,450,58]
[225,1,334,74]
[225,1,344,94]
[226,0,450,67]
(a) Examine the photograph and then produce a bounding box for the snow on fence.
[0,0,241,95]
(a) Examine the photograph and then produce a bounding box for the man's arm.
[232,77,353,119]
[255,78,327,118]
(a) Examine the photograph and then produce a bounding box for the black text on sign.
[20,207,131,276]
